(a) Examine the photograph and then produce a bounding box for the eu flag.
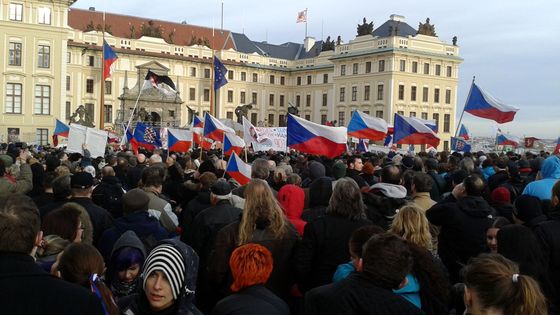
[214,56,228,90]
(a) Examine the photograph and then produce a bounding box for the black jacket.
[305,273,424,315]
[294,214,371,292]
[127,164,146,189]
[427,170,447,202]
[211,285,290,315]
[92,176,124,217]
[363,183,408,230]
[346,169,368,188]
[69,197,114,246]
[181,189,213,233]
[302,177,332,223]
[0,252,104,315]
[426,195,493,283]
[535,209,560,305]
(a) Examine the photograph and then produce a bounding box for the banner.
[67,124,108,157]
[251,127,287,152]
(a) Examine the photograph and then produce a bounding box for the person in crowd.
[301,176,332,223]
[301,160,326,189]
[489,187,514,222]
[0,150,33,198]
[360,161,377,186]
[410,172,436,212]
[41,205,84,243]
[209,179,299,303]
[278,184,306,236]
[486,216,511,254]
[295,178,371,292]
[513,195,549,230]
[305,233,423,315]
[118,239,202,315]
[232,158,274,197]
[98,188,168,261]
[181,171,218,232]
[425,158,447,202]
[141,167,179,233]
[92,165,125,218]
[488,157,510,192]
[36,234,71,272]
[32,171,57,206]
[106,231,146,300]
[0,194,104,314]
[128,154,147,189]
[390,205,433,253]
[211,244,290,315]
[523,155,560,200]
[462,254,548,315]
[286,173,302,186]
[426,175,494,283]
[363,164,407,230]
[346,155,368,189]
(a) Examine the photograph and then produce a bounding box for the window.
[445,89,451,104]
[240,91,246,104]
[189,88,195,101]
[227,90,234,103]
[398,85,405,100]
[280,95,285,107]
[280,76,285,85]
[378,60,385,72]
[190,67,196,77]
[340,65,346,76]
[297,76,302,85]
[375,110,383,118]
[296,95,301,107]
[446,66,452,77]
[305,114,311,121]
[424,63,430,74]
[412,61,418,73]
[252,92,257,105]
[351,86,357,101]
[434,88,440,103]
[240,71,246,81]
[410,112,416,117]
[338,111,345,126]
[105,81,112,95]
[307,75,312,85]
[9,3,23,21]
[435,65,441,76]
[433,113,440,130]
[397,111,404,116]
[66,76,71,91]
[269,75,275,84]
[421,112,428,120]
[5,83,22,114]
[364,85,370,101]
[321,114,327,125]
[88,55,95,67]
[104,105,112,123]
[352,63,358,74]
[411,86,417,101]
[268,114,274,126]
[65,101,71,119]
[252,73,258,82]
[85,103,94,120]
[226,112,233,120]
[36,129,48,146]
[323,74,328,83]
[169,110,175,118]
[269,94,274,106]
[38,45,50,68]
[322,93,328,106]
[377,84,384,100]
[228,70,234,80]
[444,114,450,132]
[444,141,449,151]
[279,114,286,127]
[67,52,71,64]
[86,79,94,93]
[34,85,50,115]
[9,42,22,66]
[400,60,406,72]
[203,89,210,102]
[204,69,211,78]
[251,113,257,125]
[306,94,311,107]
[422,87,429,102]
[339,87,345,102]
[38,7,51,24]
[365,62,371,73]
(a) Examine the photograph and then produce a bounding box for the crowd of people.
[1,141,559,315]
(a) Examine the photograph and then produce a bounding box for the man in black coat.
[426,174,493,283]
[92,165,125,218]
[346,155,368,189]
[0,194,104,315]
[126,153,147,189]
[305,233,422,315]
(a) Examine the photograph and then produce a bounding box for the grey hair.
[327,178,366,220]
[459,157,475,174]
[251,158,270,179]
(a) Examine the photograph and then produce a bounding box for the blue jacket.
[523,156,560,200]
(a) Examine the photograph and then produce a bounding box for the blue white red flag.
[347,110,388,141]
[133,123,162,150]
[357,139,369,153]
[214,56,228,90]
[496,132,520,147]
[458,124,470,140]
[393,114,440,148]
[223,133,245,156]
[203,113,235,142]
[191,115,204,145]
[167,128,193,152]
[103,40,118,80]
[226,152,251,185]
[464,82,519,124]
[287,114,347,158]
[416,118,438,133]
[52,119,70,146]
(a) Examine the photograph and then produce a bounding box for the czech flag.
[554,137,560,155]
[226,152,251,185]
[191,115,204,145]
[224,133,245,156]
[168,128,193,152]
[287,114,347,158]
[416,118,438,133]
[357,139,369,153]
[393,114,440,148]
[347,110,388,141]
[496,132,520,147]
[458,124,470,140]
[464,82,519,124]
[133,123,162,151]
[203,113,235,142]
[52,119,70,146]
[103,40,118,80]
[202,138,214,150]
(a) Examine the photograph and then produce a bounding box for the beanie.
[143,244,186,300]
[331,162,346,180]
[490,187,511,204]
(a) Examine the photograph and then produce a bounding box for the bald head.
[463,175,485,197]
[137,154,146,164]
[381,165,401,185]
[102,165,115,178]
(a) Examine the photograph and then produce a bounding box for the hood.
[110,230,147,261]
[308,161,326,180]
[309,177,333,207]
[457,196,494,218]
[369,182,407,199]
[540,156,560,179]
[278,184,305,219]
[114,211,163,236]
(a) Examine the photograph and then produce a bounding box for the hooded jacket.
[302,177,332,223]
[278,184,306,236]
[118,239,202,315]
[363,182,408,230]
[523,155,560,200]
[301,161,326,188]
[108,231,147,299]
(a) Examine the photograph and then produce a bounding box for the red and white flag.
[297,9,307,23]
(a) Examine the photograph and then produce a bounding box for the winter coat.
[127,164,147,189]
[181,189,212,232]
[346,169,368,188]
[488,170,509,192]
[0,163,32,198]
[523,156,560,200]
[92,176,125,217]
[427,170,447,202]
[278,184,306,236]
[363,182,408,230]
[535,209,560,305]
[67,197,114,246]
[211,285,290,315]
[426,194,493,283]
[144,188,178,233]
[107,231,147,299]
[302,177,332,223]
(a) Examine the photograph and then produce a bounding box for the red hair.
[229,243,273,292]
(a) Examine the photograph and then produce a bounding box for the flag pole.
[100,11,106,130]
[120,84,144,146]
[305,8,308,38]
[454,76,475,138]
[244,143,248,163]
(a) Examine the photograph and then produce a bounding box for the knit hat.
[70,172,94,189]
[401,156,414,169]
[331,162,346,180]
[122,188,150,213]
[490,187,511,204]
[211,179,232,200]
[513,195,543,222]
[143,244,186,300]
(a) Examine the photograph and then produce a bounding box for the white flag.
[296,9,307,23]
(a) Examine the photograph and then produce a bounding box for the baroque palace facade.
[1,0,462,151]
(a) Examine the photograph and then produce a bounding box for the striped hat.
[142,244,186,300]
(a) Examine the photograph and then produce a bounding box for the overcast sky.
[73,0,560,138]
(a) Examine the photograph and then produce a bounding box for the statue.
[452,36,458,46]
[235,104,253,124]
[69,105,94,127]
[321,36,335,51]
[137,107,149,122]
[357,17,374,36]
[417,18,437,36]
[336,35,342,45]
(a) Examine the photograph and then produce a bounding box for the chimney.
[390,14,405,22]
[304,36,316,52]
[88,7,96,11]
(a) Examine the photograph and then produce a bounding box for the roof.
[372,19,417,37]
[68,8,235,50]
[230,32,323,60]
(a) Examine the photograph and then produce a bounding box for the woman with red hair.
[211,243,289,315]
